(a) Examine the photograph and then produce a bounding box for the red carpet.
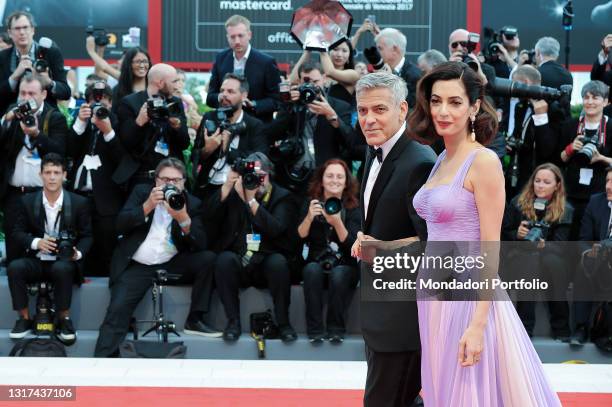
[1,387,610,407]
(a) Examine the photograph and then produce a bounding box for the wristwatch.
[248,198,257,206]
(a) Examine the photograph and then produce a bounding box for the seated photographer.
[297,159,360,343]
[209,153,299,342]
[115,63,189,190]
[265,62,354,196]
[94,158,219,358]
[571,166,612,345]
[591,34,612,104]
[68,81,126,276]
[502,65,559,198]
[0,74,68,262]
[502,163,573,340]
[560,80,611,240]
[192,73,267,203]
[7,153,92,342]
[0,11,70,116]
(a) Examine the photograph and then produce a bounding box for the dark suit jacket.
[502,196,573,242]
[580,192,611,242]
[192,111,268,193]
[538,60,573,90]
[12,190,93,283]
[109,184,207,285]
[0,103,68,202]
[67,116,126,216]
[360,132,436,353]
[398,60,422,108]
[116,91,190,180]
[591,59,612,102]
[206,48,281,122]
[0,43,70,116]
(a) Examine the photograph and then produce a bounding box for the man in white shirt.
[7,153,92,344]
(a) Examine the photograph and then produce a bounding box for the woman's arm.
[85,36,120,79]
[288,51,311,85]
[319,52,360,86]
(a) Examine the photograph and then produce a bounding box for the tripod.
[562,0,574,69]
[137,269,180,343]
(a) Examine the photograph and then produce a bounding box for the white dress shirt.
[132,204,178,265]
[363,121,406,219]
[209,111,243,185]
[233,44,252,75]
[10,103,45,188]
[392,57,406,75]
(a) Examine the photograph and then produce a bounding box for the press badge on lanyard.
[24,149,41,166]
[155,140,170,156]
[246,233,261,252]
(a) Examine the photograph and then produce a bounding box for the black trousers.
[94,250,216,357]
[7,258,77,312]
[302,262,358,335]
[214,251,291,325]
[3,187,41,262]
[364,345,421,407]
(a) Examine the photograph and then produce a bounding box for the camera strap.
[33,190,73,234]
[577,115,608,147]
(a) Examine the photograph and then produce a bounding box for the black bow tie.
[369,146,383,164]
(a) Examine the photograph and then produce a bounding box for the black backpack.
[591,302,612,353]
[9,338,67,357]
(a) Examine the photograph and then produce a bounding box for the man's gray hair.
[535,37,560,60]
[375,28,407,56]
[356,72,408,107]
[417,49,447,70]
[581,80,610,100]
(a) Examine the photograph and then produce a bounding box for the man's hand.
[497,44,517,69]
[165,200,190,224]
[135,102,150,127]
[307,95,336,118]
[20,116,40,137]
[531,99,548,115]
[234,176,257,203]
[92,115,113,135]
[242,98,256,111]
[37,69,53,88]
[220,170,239,201]
[351,231,378,262]
[78,103,92,122]
[168,117,181,130]
[203,127,223,155]
[143,185,164,214]
[37,237,57,254]
[10,55,33,81]
[221,129,232,151]
[289,86,300,103]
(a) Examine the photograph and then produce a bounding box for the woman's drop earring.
[470,116,476,142]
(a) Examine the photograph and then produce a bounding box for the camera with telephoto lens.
[162,184,186,210]
[86,25,110,47]
[15,99,38,127]
[32,282,54,335]
[363,46,385,70]
[297,81,321,105]
[575,132,600,164]
[204,105,246,137]
[90,81,110,120]
[462,32,481,71]
[524,198,550,242]
[54,231,77,261]
[232,158,265,190]
[315,197,342,223]
[488,79,572,102]
[147,97,182,122]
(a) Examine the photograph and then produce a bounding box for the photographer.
[560,81,611,240]
[111,47,150,114]
[115,63,189,190]
[502,163,573,340]
[7,153,92,343]
[535,37,573,90]
[68,81,126,276]
[209,153,299,342]
[297,159,360,343]
[192,73,267,203]
[94,158,219,357]
[0,11,70,116]
[502,65,559,198]
[0,74,68,262]
[265,62,354,196]
[448,28,496,85]
[591,34,612,104]
[485,26,520,79]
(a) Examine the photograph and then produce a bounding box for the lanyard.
[577,116,608,147]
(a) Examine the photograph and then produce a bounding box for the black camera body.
[91,81,110,120]
[31,37,52,74]
[15,99,38,127]
[86,26,110,47]
[316,246,342,272]
[576,133,600,164]
[269,138,304,164]
[204,106,246,137]
[147,97,182,122]
[315,197,343,223]
[363,46,385,70]
[162,184,186,210]
[55,231,77,261]
[33,282,55,336]
[524,198,549,242]
[298,82,321,105]
[489,78,572,102]
[461,32,481,71]
[232,158,265,190]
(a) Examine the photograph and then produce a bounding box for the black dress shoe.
[184,319,222,337]
[223,319,242,341]
[56,317,77,345]
[327,333,344,344]
[570,325,588,346]
[308,333,325,344]
[279,324,297,342]
[9,318,32,339]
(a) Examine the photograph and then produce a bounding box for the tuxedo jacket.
[0,103,68,202]
[0,44,71,116]
[206,48,281,122]
[67,116,126,216]
[580,192,611,242]
[109,184,207,285]
[538,60,573,90]
[360,132,436,353]
[12,190,93,283]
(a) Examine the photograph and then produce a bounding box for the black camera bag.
[119,340,187,358]
[9,338,67,357]
[250,310,279,339]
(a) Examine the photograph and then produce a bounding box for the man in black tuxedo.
[591,34,612,103]
[69,81,126,276]
[0,11,70,116]
[535,37,573,90]
[94,158,219,358]
[0,74,67,262]
[7,153,92,343]
[115,63,189,189]
[192,73,268,203]
[351,72,436,407]
[265,62,355,195]
[206,15,281,123]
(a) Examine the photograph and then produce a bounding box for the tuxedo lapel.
[360,148,374,228]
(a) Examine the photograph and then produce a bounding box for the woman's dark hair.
[41,153,65,172]
[408,61,498,145]
[336,38,356,70]
[116,47,151,103]
[307,159,359,210]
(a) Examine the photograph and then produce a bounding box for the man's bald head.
[448,28,469,56]
[147,63,177,97]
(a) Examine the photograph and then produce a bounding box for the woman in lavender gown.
[409,62,562,406]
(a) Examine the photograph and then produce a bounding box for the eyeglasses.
[450,41,468,49]
[157,176,184,184]
[132,59,150,66]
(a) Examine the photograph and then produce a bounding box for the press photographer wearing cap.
[69,81,126,276]
[0,74,68,262]
[94,158,219,357]
[192,73,267,204]
[208,152,299,342]
[297,159,360,344]
[114,63,189,190]
[7,153,92,344]
[266,62,354,196]
[0,11,70,116]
